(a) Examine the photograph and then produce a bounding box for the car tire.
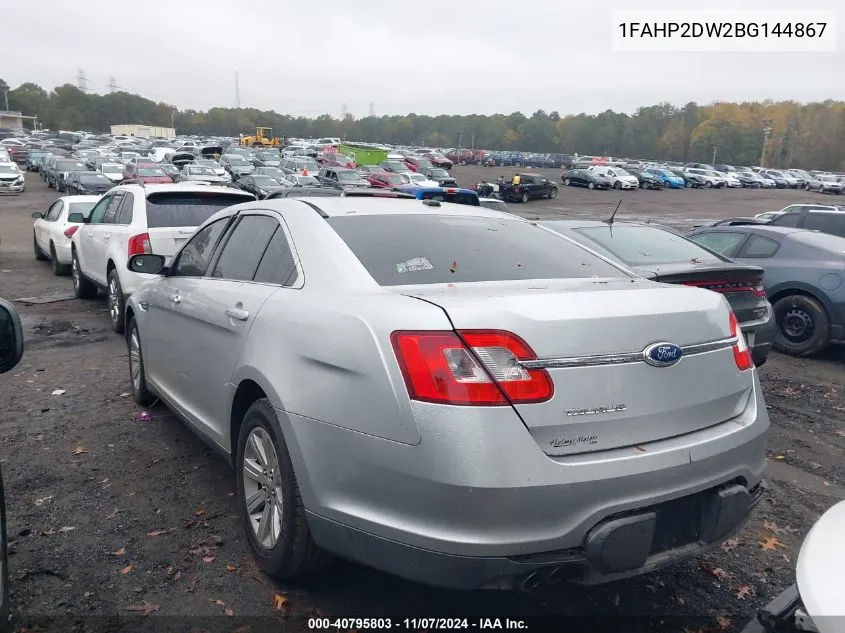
[127,318,155,406]
[705,181,713,188]
[520,192,529,203]
[34,234,47,261]
[71,250,97,299]
[587,182,595,190]
[563,178,571,186]
[107,269,126,335]
[548,188,557,199]
[613,181,621,190]
[50,243,70,276]
[773,295,830,357]
[236,398,331,580]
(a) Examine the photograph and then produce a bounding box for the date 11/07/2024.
[617,21,827,38]
[308,617,528,630]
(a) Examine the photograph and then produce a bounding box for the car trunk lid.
[400,278,752,456]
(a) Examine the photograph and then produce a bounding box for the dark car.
[420,166,458,187]
[692,217,773,229]
[317,167,370,189]
[221,154,255,178]
[253,150,282,167]
[65,171,115,195]
[628,169,665,190]
[767,209,845,238]
[561,169,610,190]
[26,150,51,171]
[367,172,408,188]
[687,225,845,356]
[735,172,763,188]
[47,159,88,191]
[498,173,558,202]
[542,220,774,367]
[235,174,284,199]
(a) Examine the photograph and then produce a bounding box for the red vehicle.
[8,145,28,165]
[421,152,453,169]
[122,162,172,184]
[321,153,356,169]
[366,172,408,188]
[445,149,475,165]
[402,156,434,172]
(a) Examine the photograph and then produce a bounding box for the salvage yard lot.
[0,168,844,632]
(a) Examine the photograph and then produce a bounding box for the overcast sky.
[3,0,843,117]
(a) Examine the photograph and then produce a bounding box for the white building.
[0,110,38,130]
[110,124,175,139]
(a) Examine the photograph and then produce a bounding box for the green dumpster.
[339,144,388,166]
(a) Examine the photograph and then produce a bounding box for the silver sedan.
[123,196,769,590]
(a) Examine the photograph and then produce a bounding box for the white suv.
[70,183,255,333]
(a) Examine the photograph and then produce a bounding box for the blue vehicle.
[394,185,480,206]
[646,167,685,189]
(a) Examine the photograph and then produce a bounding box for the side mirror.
[128,253,166,275]
[31,211,43,219]
[67,212,86,223]
[0,298,24,375]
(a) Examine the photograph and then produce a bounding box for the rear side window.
[144,192,252,228]
[568,225,724,266]
[212,215,278,281]
[803,213,845,237]
[254,226,297,285]
[170,218,230,277]
[687,232,748,257]
[326,215,627,286]
[770,213,801,227]
[740,235,780,258]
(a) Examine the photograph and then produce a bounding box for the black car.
[669,168,704,188]
[220,154,255,178]
[317,167,370,189]
[235,174,284,199]
[420,166,458,187]
[736,172,763,188]
[46,159,88,191]
[628,169,665,190]
[542,220,774,366]
[561,169,610,190]
[65,171,115,195]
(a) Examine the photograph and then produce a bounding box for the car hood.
[797,500,845,628]
[0,173,22,180]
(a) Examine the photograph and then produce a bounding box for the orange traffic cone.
[302,167,308,176]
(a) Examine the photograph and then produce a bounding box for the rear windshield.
[566,225,724,266]
[326,215,627,286]
[144,192,252,228]
[56,161,85,170]
[69,201,96,218]
[420,190,480,206]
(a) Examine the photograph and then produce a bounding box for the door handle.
[168,294,181,303]
[225,307,249,321]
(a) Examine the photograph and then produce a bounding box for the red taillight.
[128,233,151,257]
[390,329,554,406]
[682,279,766,298]
[729,312,753,371]
[64,226,79,239]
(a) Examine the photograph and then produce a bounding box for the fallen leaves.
[202,555,216,564]
[721,538,741,552]
[226,563,237,572]
[185,578,197,593]
[146,528,175,537]
[272,593,289,612]
[225,608,234,616]
[210,599,225,606]
[126,601,159,616]
[735,584,756,600]
[120,564,133,575]
[106,508,122,519]
[700,562,730,580]
[760,536,786,552]
[72,446,87,455]
[715,615,732,630]
[763,520,783,534]
[111,547,126,556]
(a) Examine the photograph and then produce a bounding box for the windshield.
[138,168,166,177]
[253,176,281,187]
[101,164,123,173]
[188,167,215,176]
[326,215,626,286]
[196,160,218,167]
[68,201,96,217]
[429,168,449,178]
[296,160,319,171]
[295,176,319,186]
[381,173,406,185]
[227,156,249,165]
[257,152,279,160]
[80,174,111,184]
[565,225,724,266]
[57,161,86,170]
[144,192,254,228]
[0,165,19,174]
[818,175,836,182]
[409,173,426,182]
[336,171,359,181]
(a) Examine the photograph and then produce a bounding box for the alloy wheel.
[108,278,121,326]
[242,428,284,549]
[129,330,142,392]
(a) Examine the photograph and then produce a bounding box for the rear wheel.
[587,182,595,190]
[50,243,70,276]
[773,295,830,356]
[108,270,126,334]
[71,251,97,299]
[563,178,571,186]
[548,188,557,199]
[128,318,155,406]
[520,192,529,203]
[34,234,47,261]
[613,181,622,190]
[236,399,331,580]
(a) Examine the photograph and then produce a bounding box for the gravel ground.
[0,168,843,633]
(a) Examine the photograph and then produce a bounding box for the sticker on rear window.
[396,257,433,273]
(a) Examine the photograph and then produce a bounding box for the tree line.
[3,78,845,170]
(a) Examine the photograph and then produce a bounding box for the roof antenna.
[605,198,623,225]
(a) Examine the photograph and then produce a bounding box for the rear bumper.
[739,583,820,633]
[285,373,770,589]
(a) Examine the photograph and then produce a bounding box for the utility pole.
[341,103,348,119]
[712,145,718,165]
[234,71,241,109]
[471,134,475,150]
[3,89,8,111]
[107,77,117,93]
[760,126,772,167]
[457,131,463,151]
[77,69,89,92]
[170,109,176,132]
[368,102,375,117]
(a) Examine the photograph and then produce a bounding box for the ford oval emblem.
[643,342,684,367]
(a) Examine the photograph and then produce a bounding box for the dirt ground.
[0,167,843,633]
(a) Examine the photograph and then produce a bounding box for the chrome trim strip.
[519,337,737,370]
